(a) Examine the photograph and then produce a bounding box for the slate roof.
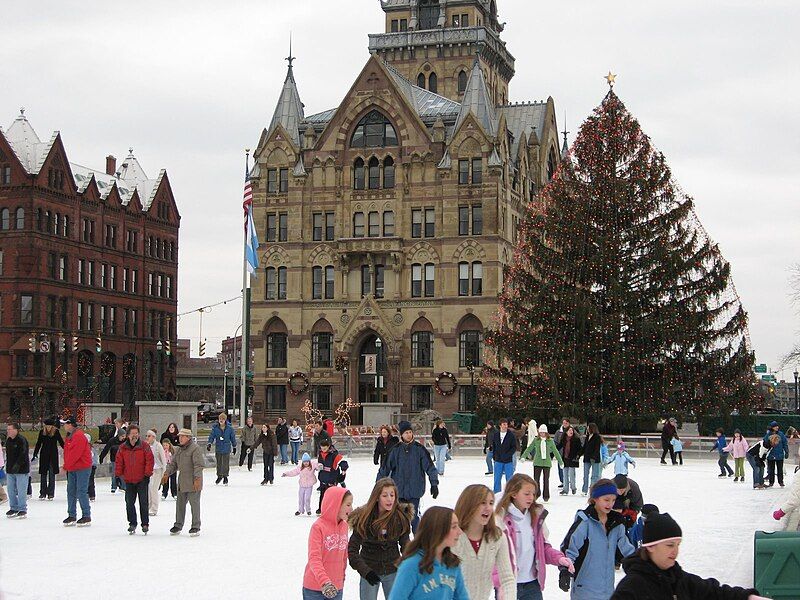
[268,64,305,147]
[499,102,547,157]
[454,59,497,136]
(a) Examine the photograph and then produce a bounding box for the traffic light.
[57,333,66,353]
[199,339,206,357]
[165,339,171,356]
[95,332,102,353]
[71,335,79,352]
[28,333,37,353]
[247,385,255,401]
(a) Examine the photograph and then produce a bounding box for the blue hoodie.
[388,551,469,600]
[670,438,683,453]
[607,450,635,476]
[763,429,789,461]
[208,422,237,454]
[712,435,728,455]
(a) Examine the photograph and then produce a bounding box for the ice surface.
[0,456,789,599]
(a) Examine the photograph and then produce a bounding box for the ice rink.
[0,455,790,599]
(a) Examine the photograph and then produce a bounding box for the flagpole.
[240,149,250,425]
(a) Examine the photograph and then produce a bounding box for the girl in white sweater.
[453,484,516,600]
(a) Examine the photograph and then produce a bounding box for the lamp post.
[343,363,349,402]
[375,337,383,403]
[156,341,163,401]
[794,370,798,414]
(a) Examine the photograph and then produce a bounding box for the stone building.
[249,0,561,422]
[0,110,179,421]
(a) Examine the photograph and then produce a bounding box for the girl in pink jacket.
[723,430,749,482]
[303,485,352,600]
[282,452,318,516]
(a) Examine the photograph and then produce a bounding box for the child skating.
[607,443,636,476]
[521,424,563,502]
[723,430,749,483]
[670,436,684,465]
[282,452,317,516]
[316,439,348,515]
[710,429,734,478]
[302,486,353,600]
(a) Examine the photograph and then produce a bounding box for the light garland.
[434,371,458,396]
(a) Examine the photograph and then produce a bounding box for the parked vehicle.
[197,403,224,423]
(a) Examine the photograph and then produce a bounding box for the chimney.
[106,155,117,176]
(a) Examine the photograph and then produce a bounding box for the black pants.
[162,473,177,498]
[40,467,56,498]
[767,459,784,486]
[124,478,150,527]
[88,466,96,499]
[240,444,254,468]
[661,441,675,464]
[319,483,334,511]
[675,451,683,465]
[533,466,552,501]
[262,452,274,482]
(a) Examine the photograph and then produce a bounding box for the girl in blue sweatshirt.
[388,506,469,600]
[606,443,636,476]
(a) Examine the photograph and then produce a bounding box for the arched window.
[351,111,398,148]
[15,207,24,229]
[547,147,557,181]
[419,0,439,30]
[1,208,9,230]
[62,214,69,237]
[267,333,287,368]
[428,72,438,94]
[383,157,395,189]
[353,158,365,190]
[460,330,483,367]
[457,70,468,94]
[417,73,426,89]
[368,157,380,190]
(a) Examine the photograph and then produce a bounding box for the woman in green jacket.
[521,424,564,502]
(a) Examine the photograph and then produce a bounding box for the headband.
[591,483,618,499]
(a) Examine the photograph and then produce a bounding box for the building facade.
[0,110,180,421]
[249,0,561,421]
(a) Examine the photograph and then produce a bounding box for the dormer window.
[350,111,398,148]
[419,0,439,30]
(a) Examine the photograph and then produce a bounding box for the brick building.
[249,0,561,421]
[0,109,180,421]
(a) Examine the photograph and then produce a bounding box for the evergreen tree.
[484,90,755,422]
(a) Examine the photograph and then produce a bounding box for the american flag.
[243,169,259,275]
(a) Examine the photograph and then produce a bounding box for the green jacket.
[521,436,564,468]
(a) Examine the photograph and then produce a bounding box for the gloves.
[206,445,211,452]
[558,567,572,592]
[773,509,786,520]
[321,582,338,599]
[232,448,237,456]
[430,485,439,499]
[558,556,575,574]
[365,571,381,586]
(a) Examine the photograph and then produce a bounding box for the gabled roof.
[268,63,305,148]
[499,101,547,158]
[1,109,57,175]
[454,59,497,137]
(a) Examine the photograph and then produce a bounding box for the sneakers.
[76,516,92,527]
[170,526,182,535]
[63,516,77,526]
[6,510,18,518]
[215,477,222,485]
[223,477,228,486]
[189,528,200,537]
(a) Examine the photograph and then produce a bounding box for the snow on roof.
[2,108,55,174]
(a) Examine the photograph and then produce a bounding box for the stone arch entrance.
[352,329,388,405]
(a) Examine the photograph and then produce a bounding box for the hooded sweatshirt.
[284,461,318,488]
[303,485,350,592]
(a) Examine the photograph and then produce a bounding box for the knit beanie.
[538,424,548,433]
[618,442,626,450]
[398,420,413,435]
[301,452,311,462]
[642,512,682,547]
[641,504,660,519]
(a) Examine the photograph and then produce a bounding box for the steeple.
[561,114,569,158]
[454,58,496,137]
[268,44,304,148]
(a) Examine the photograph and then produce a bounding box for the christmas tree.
[483,86,755,424]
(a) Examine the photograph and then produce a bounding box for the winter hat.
[612,474,629,490]
[642,512,682,547]
[769,421,779,428]
[591,483,618,499]
[301,452,311,462]
[641,504,660,519]
[43,416,56,426]
[146,430,157,438]
[617,442,626,451]
[60,416,77,426]
[398,420,413,435]
[538,424,548,433]
[178,428,193,437]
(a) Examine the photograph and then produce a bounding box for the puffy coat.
[33,428,64,475]
[763,429,789,461]
[289,425,303,443]
[722,437,749,459]
[313,429,332,456]
[607,451,636,476]
[252,428,278,455]
[779,470,800,516]
[99,434,124,463]
[283,462,318,488]
[390,550,469,600]
[317,448,348,487]
[747,439,770,467]
[240,425,258,446]
[303,486,350,592]
[377,440,438,500]
[521,436,564,468]
[670,438,683,453]
[660,422,676,445]
[613,479,644,514]
[115,439,155,484]
[558,435,584,468]
[611,555,757,599]
[347,502,413,577]
[373,435,399,467]
[63,429,92,472]
[5,434,30,474]
[208,422,237,454]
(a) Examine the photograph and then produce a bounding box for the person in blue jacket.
[378,420,438,533]
[561,478,636,599]
[207,413,236,485]
[490,417,518,493]
[710,429,733,478]
[763,421,789,487]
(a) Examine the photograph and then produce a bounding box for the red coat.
[63,429,92,472]
[324,419,335,437]
[115,439,154,483]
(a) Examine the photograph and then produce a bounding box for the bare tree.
[782,263,800,367]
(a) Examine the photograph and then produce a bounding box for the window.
[368,157,380,190]
[383,211,395,237]
[460,330,483,367]
[15,355,28,378]
[265,266,287,300]
[411,385,432,411]
[60,297,68,329]
[411,209,422,238]
[459,158,482,184]
[267,169,277,193]
[412,331,433,367]
[350,111,398,148]
[548,147,557,181]
[130,309,137,336]
[325,212,335,240]
[472,205,483,234]
[424,263,435,297]
[353,158,365,190]
[62,215,69,237]
[148,272,154,296]
[47,252,57,279]
[266,385,287,410]
[131,270,138,293]
[461,13,469,26]
[0,249,3,275]
[428,72,438,94]
[458,206,469,235]
[100,305,107,333]
[417,73,426,88]
[452,14,460,27]
[353,212,365,237]
[368,211,380,237]
[312,266,323,299]
[266,213,277,242]
[324,266,334,299]
[88,261,95,286]
[411,264,422,297]
[267,333,287,368]
[391,19,399,32]
[313,213,323,241]
[105,224,116,248]
[1,166,10,184]
[383,157,395,189]
[0,208,8,230]
[312,333,333,368]
[109,265,116,290]
[82,218,94,243]
[312,386,332,411]
[279,168,289,193]
[101,264,108,289]
[459,385,478,412]
[361,265,371,297]
[472,158,483,184]
[459,159,469,184]
[77,302,85,331]
[419,0,439,30]
[459,262,482,296]
[458,262,470,296]
[166,275,172,299]
[78,259,85,285]
[59,255,67,281]
[424,208,435,237]
[109,306,116,334]
[47,296,56,327]
[15,208,24,230]
[400,18,408,31]
[20,294,33,325]
[374,264,385,298]
[278,212,288,241]
[472,262,483,295]
[87,303,95,331]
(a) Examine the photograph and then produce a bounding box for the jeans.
[279,444,289,464]
[433,445,448,475]
[40,467,56,498]
[149,468,163,514]
[747,454,764,486]
[290,441,301,464]
[239,444,254,468]
[263,452,275,483]
[562,466,576,493]
[485,449,494,473]
[402,497,421,533]
[359,571,396,600]
[582,461,602,494]
[767,459,784,486]
[7,473,29,512]
[558,464,563,484]
[216,452,230,478]
[493,460,515,493]
[675,451,683,465]
[66,468,91,519]
[718,453,733,476]
[162,473,177,498]
[124,478,150,527]
[533,466,552,500]
[302,588,342,600]
[110,461,126,491]
[517,580,543,600]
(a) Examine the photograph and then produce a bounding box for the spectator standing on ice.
[373,425,399,472]
[276,417,290,465]
[711,429,734,478]
[660,417,677,465]
[482,420,495,476]
[239,416,258,471]
[558,425,583,496]
[207,412,236,485]
[116,425,154,534]
[99,428,127,492]
[282,452,317,516]
[289,418,304,464]
[763,421,789,487]
[431,419,451,476]
[32,417,63,500]
[521,424,563,503]
[145,430,167,516]
[4,423,30,519]
[162,428,204,536]
[61,416,92,527]
[490,418,518,494]
[723,430,749,482]
[581,423,603,496]
[252,423,278,485]
[378,420,438,532]
[554,418,571,490]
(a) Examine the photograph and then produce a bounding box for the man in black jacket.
[99,429,127,492]
[5,423,30,519]
[483,421,495,476]
[312,422,331,456]
[491,418,518,494]
[275,418,289,465]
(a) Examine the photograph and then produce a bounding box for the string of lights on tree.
[481,84,755,424]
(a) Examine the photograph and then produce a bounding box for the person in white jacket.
[145,430,168,516]
[772,472,800,530]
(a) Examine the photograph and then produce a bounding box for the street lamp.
[794,370,798,414]
[374,338,383,402]
[156,340,163,352]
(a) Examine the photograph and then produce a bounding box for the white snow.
[0,456,790,599]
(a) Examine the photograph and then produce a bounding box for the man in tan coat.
[162,428,204,536]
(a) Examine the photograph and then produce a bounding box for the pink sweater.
[723,437,749,458]
[303,486,349,591]
[284,462,318,488]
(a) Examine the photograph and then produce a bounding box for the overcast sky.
[3,1,798,381]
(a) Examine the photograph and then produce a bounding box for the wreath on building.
[77,353,92,377]
[434,371,458,396]
[100,353,115,377]
[122,355,136,380]
[287,371,310,396]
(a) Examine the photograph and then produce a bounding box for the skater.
[763,421,788,487]
[581,423,603,496]
[557,425,583,496]
[482,420,495,476]
[746,437,770,490]
[276,417,290,465]
[612,475,644,525]
[628,504,660,549]
[161,428,204,536]
[348,478,413,600]
[611,513,767,599]
[561,479,636,598]
[282,452,317,515]
[61,416,92,526]
[0,440,7,506]
[710,429,734,478]
[99,428,127,492]
[160,422,180,446]
[116,425,154,534]
[431,419,451,476]
[607,443,636,476]
[32,416,64,500]
[313,422,332,456]
[239,416,258,471]
[145,430,167,516]
[161,440,178,499]
[554,418,571,489]
[378,420,438,532]
[323,416,336,438]
[723,430,748,482]
[452,484,515,600]
[207,412,236,485]
[5,423,30,519]
[521,424,563,502]
[252,423,278,485]
[772,461,800,526]
[494,474,574,600]
[388,506,469,600]
[670,435,684,466]
[302,486,352,600]
[490,418,518,494]
[86,432,98,501]
[316,438,349,514]
[660,418,677,465]
[289,418,304,464]
[373,425,399,472]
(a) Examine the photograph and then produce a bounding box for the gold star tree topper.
[605,71,617,88]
